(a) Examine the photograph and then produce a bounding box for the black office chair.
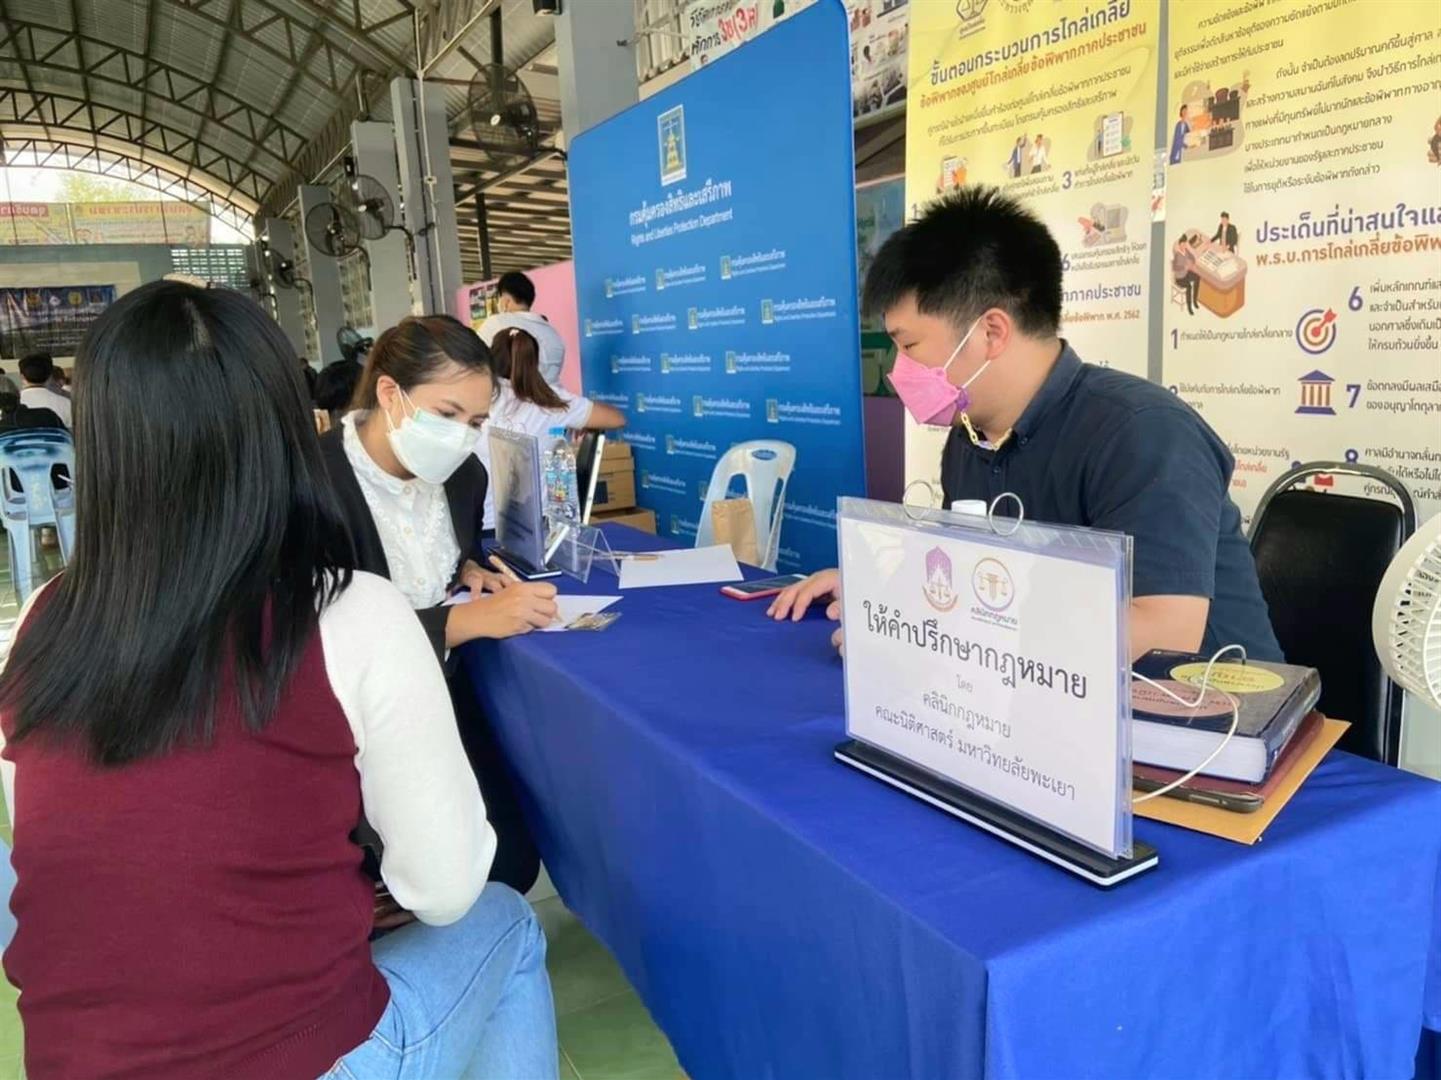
[1248,462,1415,765]
[573,431,606,526]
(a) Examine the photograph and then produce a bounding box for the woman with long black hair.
[478,325,626,530]
[0,281,557,1079]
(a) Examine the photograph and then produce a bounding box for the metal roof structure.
[0,0,570,278]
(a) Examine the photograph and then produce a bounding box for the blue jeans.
[326,884,557,1079]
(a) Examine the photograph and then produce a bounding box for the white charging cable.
[1130,643,1247,804]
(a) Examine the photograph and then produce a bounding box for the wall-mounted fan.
[337,325,374,364]
[339,157,413,244]
[304,201,364,260]
[261,246,308,291]
[465,62,541,162]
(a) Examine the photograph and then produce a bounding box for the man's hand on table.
[769,568,844,655]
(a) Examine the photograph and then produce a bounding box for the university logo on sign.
[656,269,666,291]
[693,395,704,418]
[661,354,672,374]
[725,351,737,374]
[658,105,687,186]
[720,256,732,280]
[761,299,774,324]
[636,395,648,413]
[766,399,779,423]
[923,547,958,612]
[640,470,651,489]
[666,434,676,454]
[611,357,620,374]
[688,307,699,330]
[584,318,593,337]
[1295,369,1336,416]
[698,480,709,499]
[631,314,641,333]
[604,279,614,298]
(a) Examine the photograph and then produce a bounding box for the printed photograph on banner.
[1162,0,1441,525]
[905,0,1157,384]
[849,0,910,120]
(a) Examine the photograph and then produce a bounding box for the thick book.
[1133,710,1324,800]
[1130,651,1321,783]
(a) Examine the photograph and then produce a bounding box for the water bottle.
[542,427,580,531]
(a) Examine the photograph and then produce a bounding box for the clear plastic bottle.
[542,427,580,530]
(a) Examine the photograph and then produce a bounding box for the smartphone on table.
[720,573,806,601]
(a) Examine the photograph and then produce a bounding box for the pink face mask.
[886,318,990,427]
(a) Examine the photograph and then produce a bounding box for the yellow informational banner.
[0,203,74,245]
[69,201,211,245]
[903,0,1159,483]
[1162,0,1441,523]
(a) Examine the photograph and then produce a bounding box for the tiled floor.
[0,554,681,1079]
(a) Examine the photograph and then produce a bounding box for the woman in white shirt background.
[320,315,558,891]
[478,326,626,531]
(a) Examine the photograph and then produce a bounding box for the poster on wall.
[856,175,904,393]
[1162,0,1441,525]
[70,202,211,245]
[903,0,1159,485]
[0,203,72,245]
[570,0,866,572]
[850,0,909,120]
[0,285,117,358]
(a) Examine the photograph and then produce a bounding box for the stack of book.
[1129,651,1338,833]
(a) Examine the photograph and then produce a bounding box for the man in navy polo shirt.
[772,185,1282,662]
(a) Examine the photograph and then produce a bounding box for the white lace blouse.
[342,413,461,609]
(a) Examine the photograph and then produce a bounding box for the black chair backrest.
[573,431,605,526]
[1249,464,1414,765]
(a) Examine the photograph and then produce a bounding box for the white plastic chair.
[695,440,796,572]
[0,429,76,602]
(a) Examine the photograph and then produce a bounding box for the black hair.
[1219,211,1230,219]
[862,185,1063,337]
[496,271,536,308]
[18,351,53,385]
[0,389,18,415]
[0,280,354,764]
[314,359,361,417]
[353,316,493,411]
[1179,104,1189,115]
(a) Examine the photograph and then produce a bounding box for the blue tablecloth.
[463,526,1441,1080]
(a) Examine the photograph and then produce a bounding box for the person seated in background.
[0,280,557,1080]
[0,387,63,432]
[313,357,363,429]
[320,315,559,893]
[17,352,71,427]
[478,326,627,532]
[476,271,567,385]
[771,186,1282,664]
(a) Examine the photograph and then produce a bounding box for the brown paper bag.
[710,497,762,567]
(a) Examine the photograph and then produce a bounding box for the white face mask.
[384,389,478,485]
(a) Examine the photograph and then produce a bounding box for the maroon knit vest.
[2,627,389,1079]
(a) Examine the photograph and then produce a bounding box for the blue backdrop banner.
[568,0,865,573]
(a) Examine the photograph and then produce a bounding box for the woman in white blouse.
[320,316,557,891]
[477,327,626,531]
[321,316,559,655]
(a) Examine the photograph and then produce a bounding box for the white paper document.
[443,588,620,631]
[542,595,622,631]
[617,545,743,590]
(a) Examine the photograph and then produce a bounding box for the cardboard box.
[601,439,633,465]
[593,507,657,534]
[593,465,637,513]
